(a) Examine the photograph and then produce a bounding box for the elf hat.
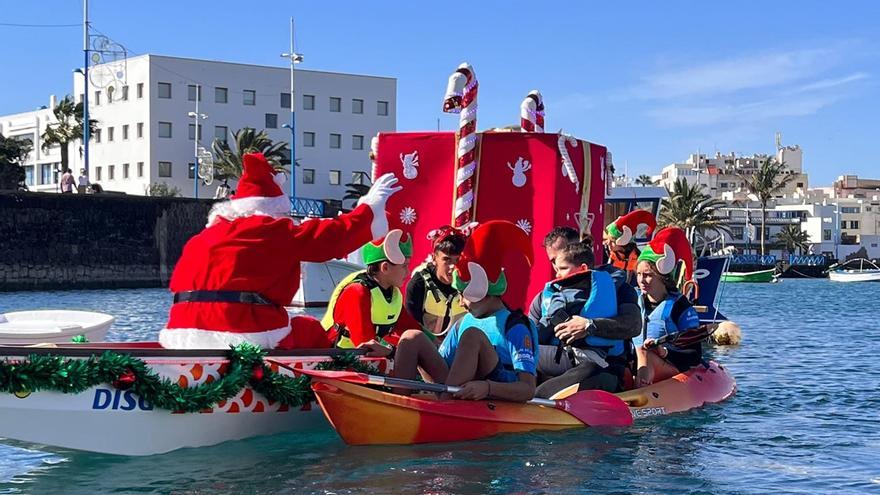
[361,229,413,265]
[637,226,694,285]
[452,220,534,302]
[604,209,657,246]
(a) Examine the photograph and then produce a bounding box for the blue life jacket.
[456,308,539,372]
[540,270,624,357]
[635,293,678,349]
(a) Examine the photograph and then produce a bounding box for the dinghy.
[0,310,114,344]
[828,258,880,283]
[290,260,363,307]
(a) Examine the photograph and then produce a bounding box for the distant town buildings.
[0,54,397,201]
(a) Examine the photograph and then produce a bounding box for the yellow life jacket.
[320,270,403,348]
[412,263,466,336]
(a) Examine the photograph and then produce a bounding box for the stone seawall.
[0,192,214,291]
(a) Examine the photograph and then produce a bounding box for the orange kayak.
[310,361,736,445]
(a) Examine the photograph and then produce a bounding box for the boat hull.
[0,310,114,344]
[311,361,736,445]
[721,269,776,283]
[0,346,386,455]
[828,270,880,282]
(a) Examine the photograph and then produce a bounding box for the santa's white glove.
[357,172,402,239]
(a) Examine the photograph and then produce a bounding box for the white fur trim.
[207,195,292,227]
[158,325,291,349]
[273,172,287,187]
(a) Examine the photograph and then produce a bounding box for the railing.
[788,254,827,267]
[731,254,777,266]
[290,197,325,217]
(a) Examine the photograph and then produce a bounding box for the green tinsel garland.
[0,344,381,413]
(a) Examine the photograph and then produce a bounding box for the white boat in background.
[291,259,363,307]
[828,258,880,283]
[0,310,114,344]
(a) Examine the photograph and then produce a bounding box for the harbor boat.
[828,258,880,282]
[310,361,736,445]
[0,343,384,456]
[781,254,830,279]
[290,259,362,307]
[721,268,778,283]
[0,310,114,344]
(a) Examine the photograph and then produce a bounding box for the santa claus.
[159,152,401,349]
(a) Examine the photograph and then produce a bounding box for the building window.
[137,162,144,177]
[214,126,228,143]
[94,128,102,143]
[215,87,228,103]
[188,124,203,140]
[137,83,144,98]
[187,85,202,101]
[377,100,389,116]
[94,166,101,182]
[107,126,114,142]
[352,99,364,114]
[24,165,34,186]
[121,85,129,101]
[41,164,54,184]
[123,163,130,179]
[841,220,847,230]
[188,162,195,179]
[329,97,341,112]
[158,161,172,177]
[265,113,278,129]
[107,86,115,103]
[108,165,115,180]
[243,90,256,106]
[122,124,129,140]
[158,82,172,99]
[329,133,341,149]
[281,93,291,109]
[851,221,860,229]
[329,170,341,185]
[303,94,315,110]
[158,122,172,138]
[94,90,101,105]
[79,93,84,103]
[351,171,369,185]
[352,134,364,150]
[303,131,315,147]
[303,168,315,184]
[823,229,832,241]
[841,207,861,213]
[137,122,144,138]
[731,226,744,239]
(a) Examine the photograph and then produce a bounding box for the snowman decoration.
[400,151,420,180]
[508,157,531,188]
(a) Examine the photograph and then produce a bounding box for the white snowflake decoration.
[399,206,417,225]
[516,218,532,234]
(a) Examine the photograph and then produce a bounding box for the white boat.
[0,310,115,344]
[828,258,880,282]
[0,343,384,456]
[290,259,363,307]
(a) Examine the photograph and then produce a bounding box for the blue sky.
[3,1,879,185]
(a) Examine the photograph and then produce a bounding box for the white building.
[1,54,397,203]
[0,96,65,189]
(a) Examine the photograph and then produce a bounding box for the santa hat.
[361,229,413,265]
[451,220,533,302]
[604,209,657,246]
[207,153,291,226]
[637,227,694,287]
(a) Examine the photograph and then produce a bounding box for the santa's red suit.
[159,152,400,349]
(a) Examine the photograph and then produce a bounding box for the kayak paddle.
[296,368,633,427]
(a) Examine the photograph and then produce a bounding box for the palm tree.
[343,175,371,209]
[658,177,730,255]
[211,128,290,180]
[775,224,810,257]
[0,133,32,190]
[739,159,794,256]
[40,95,98,173]
[635,174,656,187]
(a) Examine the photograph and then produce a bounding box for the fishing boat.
[0,310,114,344]
[828,258,880,282]
[721,268,778,283]
[309,361,736,445]
[0,343,384,455]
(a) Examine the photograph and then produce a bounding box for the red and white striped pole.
[520,90,544,132]
[443,63,479,227]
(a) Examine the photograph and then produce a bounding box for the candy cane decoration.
[442,63,478,227]
[369,134,380,180]
[520,90,544,132]
[558,132,580,193]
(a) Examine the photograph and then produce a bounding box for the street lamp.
[187,87,208,198]
[281,17,304,213]
[73,68,89,177]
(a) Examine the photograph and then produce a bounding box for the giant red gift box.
[374,131,608,310]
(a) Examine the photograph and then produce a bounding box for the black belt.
[173,290,276,306]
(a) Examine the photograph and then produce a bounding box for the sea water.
[0,280,878,494]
